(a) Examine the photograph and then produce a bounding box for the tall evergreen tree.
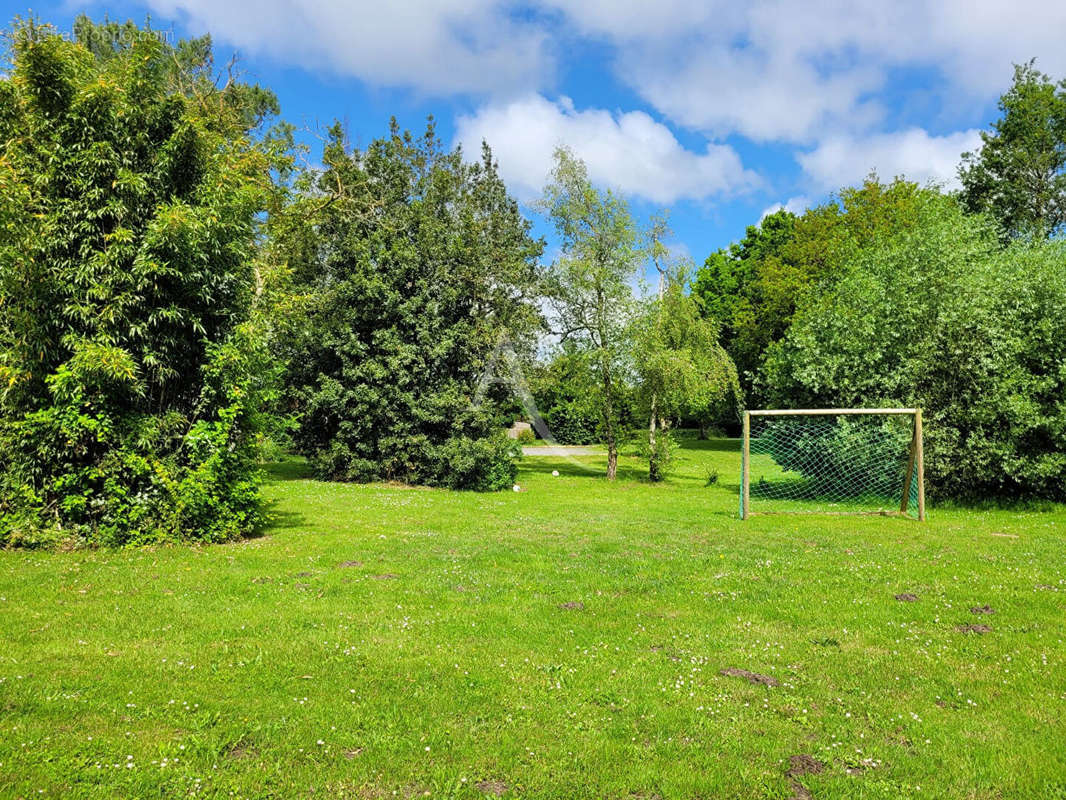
[277,122,543,490]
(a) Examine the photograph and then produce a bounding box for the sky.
[6,0,1066,275]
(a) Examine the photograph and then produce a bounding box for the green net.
[741,412,920,518]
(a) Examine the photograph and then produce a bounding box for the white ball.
[551,470,559,477]
[512,485,521,492]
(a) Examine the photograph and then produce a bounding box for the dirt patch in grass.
[786,754,826,800]
[787,754,826,777]
[475,780,508,796]
[339,561,364,568]
[894,593,919,602]
[970,605,994,614]
[344,748,363,759]
[294,571,314,578]
[225,739,257,761]
[371,574,399,580]
[559,601,585,610]
[251,577,272,584]
[956,624,991,633]
[719,667,778,687]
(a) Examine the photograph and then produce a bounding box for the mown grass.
[2,439,1065,799]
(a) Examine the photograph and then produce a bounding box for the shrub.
[755,416,912,498]
[434,434,520,492]
[516,427,536,445]
[543,399,601,445]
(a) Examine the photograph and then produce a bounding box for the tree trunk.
[698,420,708,440]
[648,392,659,481]
[602,355,617,480]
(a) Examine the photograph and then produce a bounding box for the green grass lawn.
[2,439,1065,799]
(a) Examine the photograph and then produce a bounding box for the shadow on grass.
[676,437,741,453]
[518,457,648,483]
[253,498,308,538]
[262,457,315,482]
[749,476,902,506]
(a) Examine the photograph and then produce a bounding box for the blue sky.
[6,1,1066,275]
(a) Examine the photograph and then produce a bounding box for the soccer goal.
[740,408,925,520]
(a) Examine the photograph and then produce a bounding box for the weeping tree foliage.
[0,18,284,546]
[540,148,640,480]
[633,265,741,481]
[276,122,543,490]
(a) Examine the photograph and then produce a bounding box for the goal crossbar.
[749,408,917,416]
[741,408,925,521]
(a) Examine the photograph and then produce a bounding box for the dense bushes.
[276,124,543,489]
[0,21,279,546]
[530,350,607,445]
[764,192,1066,501]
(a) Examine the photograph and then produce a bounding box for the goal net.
[740,409,925,520]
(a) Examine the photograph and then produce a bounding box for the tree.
[764,192,1066,501]
[540,148,640,480]
[959,61,1066,240]
[276,122,543,490]
[0,18,283,545]
[634,263,740,481]
[692,178,930,406]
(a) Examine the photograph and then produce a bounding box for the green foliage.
[753,416,914,502]
[0,19,282,545]
[636,427,677,482]
[436,434,520,492]
[529,348,608,445]
[959,61,1066,240]
[764,191,1066,501]
[692,179,929,404]
[540,148,640,477]
[277,121,542,490]
[543,400,601,445]
[515,427,536,445]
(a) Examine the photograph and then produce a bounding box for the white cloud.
[797,128,983,192]
[145,0,552,95]
[760,196,811,221]
[617,45,884,143]
[144,0,1066,211]
[147,0,1066,144]
[454,95,760,204]
[546,0,1066,143]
